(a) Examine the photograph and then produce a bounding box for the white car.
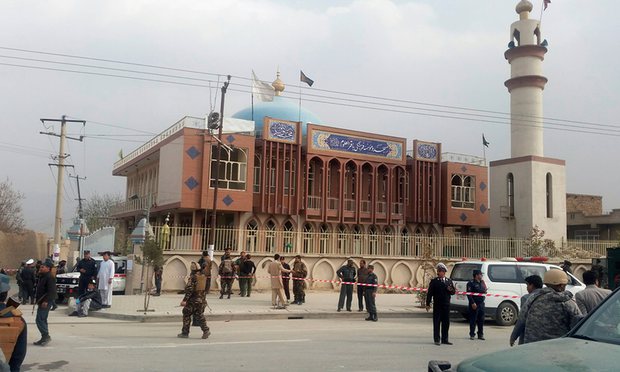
[56,256,127,302]
[449,259,585,326]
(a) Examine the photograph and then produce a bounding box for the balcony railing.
[360,200,371,213]
[113,116,204,171]
[150,225,617,259]
[307,196,321,210]
[392,202,404,215]
[376,201,387,214]
[328,197,339,211]
[344,199,355,212]
[110,195,154,216]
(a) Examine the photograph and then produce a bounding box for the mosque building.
[111,73,489,254]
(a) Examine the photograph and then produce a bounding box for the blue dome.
[231,96,321,136]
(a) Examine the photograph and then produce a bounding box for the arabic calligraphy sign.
[264,118,299,144]
[307,125,405,164]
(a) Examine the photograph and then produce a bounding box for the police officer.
[426,263,456,345]
[467,269,487,340]
[523,269,582,344]
[178,262,210,339]
[76,250,98,296]
[364,264,378,321]
[337,258,357,312]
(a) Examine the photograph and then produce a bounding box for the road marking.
[76,338,311,350]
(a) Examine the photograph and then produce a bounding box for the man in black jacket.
[337,258,357,312]
[34,259,57,346]
[69,279,103,317]
[426,263,456,346]
[76,250,98,296]
[20,259,36,305]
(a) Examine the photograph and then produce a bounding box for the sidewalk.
[58,290,431,323]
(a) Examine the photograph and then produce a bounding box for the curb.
[90,310,434,323]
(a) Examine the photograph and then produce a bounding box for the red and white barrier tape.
[1,269,518,299]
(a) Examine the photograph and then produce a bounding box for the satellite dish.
[207,112,221,130]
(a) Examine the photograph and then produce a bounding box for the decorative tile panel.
[479,181,487,191]
[185,177,199,190]
[459,213,468,222]
[223,195,234,206]
[414,141,440,162]
[186,146,200,160]
[480,204,487,214]
[311,130,402,160]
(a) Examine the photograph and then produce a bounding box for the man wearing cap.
[510,274,543,346]
[97,251,115,308]
[336,258,357,312]
[1,273,27,371]
[466,269,487,340]
[291,255,307,305]
[426,263,456,345]
[364,264,378,321]
[20,259,36,305]
[76,250,98,296]
[523,269,582,344]
[34,259,57,346]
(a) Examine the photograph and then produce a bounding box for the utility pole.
[70,174,87,258]
[41,115,85,262]
[208,75,231,260]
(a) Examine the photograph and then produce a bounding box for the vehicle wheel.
[495,302,518,326]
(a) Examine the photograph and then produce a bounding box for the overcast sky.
[1,0,618,234]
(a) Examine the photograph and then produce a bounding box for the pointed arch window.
[451,174,475,209]
[507,173,515,217]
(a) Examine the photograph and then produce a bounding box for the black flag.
[482,134,490,148]
[300,70,314,87]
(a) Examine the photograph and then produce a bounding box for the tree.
[82,193,128,253]
[0,178,25,233]
[524,225,556,257]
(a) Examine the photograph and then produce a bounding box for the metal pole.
[208,76,230,260]
[52,116,68,261]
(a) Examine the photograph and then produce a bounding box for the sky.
[1,0,618,234]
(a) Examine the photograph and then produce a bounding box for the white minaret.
[507,0,547,158]
[489,0,567,244]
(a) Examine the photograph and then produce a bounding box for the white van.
[449,259,585,326]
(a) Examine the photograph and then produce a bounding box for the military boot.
[202,330,211,339]
[177,333,189,338]
[372,313,378,322]
[365,314,373,321]
[33,335,51,346]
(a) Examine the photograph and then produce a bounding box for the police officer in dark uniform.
[364,264,378,322]
[76,250,98,295]
[467,269,487,340]
[426,263,456,345]
[178,262,210,339]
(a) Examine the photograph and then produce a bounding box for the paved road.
[22,317,515,371]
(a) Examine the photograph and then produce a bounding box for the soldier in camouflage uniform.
[522,269,582,344]
[178,262,210,339]
[291,255,308,305]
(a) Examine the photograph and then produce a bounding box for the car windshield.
[451,263,482,281]
[570,289,620,345]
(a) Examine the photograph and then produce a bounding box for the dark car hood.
[457,337,617,372]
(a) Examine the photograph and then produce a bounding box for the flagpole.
[251,92,254,122]
[539,0,545,23]
[482,142,487,166]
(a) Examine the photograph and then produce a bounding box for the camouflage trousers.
[182,301,209,335]
[293,279,305,302]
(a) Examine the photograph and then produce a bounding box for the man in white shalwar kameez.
[97,251,115,308]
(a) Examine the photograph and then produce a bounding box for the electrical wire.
[1,49,618,137]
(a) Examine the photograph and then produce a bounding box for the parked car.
[449,259,585,326]
[429,286,620,371]
[56,256,127,302]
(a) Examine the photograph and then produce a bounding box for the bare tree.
[0,178,25,233]
[82,193,129,253]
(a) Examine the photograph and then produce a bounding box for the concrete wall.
[490,157,566,243]
[0,230,48,270]
[158,252,451,292]
[157,137,184,206]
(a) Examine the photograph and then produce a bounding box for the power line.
[65,117,157,135]
[2,51,618,137]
